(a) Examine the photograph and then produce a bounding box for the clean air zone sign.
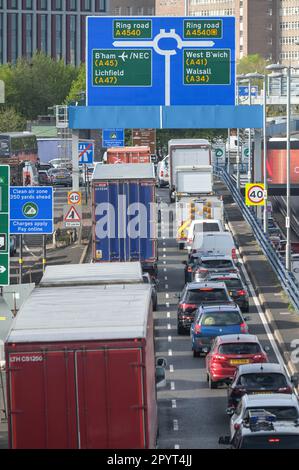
[86,16,236,106]
[245,183,265,206]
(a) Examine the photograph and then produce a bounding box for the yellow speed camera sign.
[245,183,266,206]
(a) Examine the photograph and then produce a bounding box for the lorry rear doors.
[75,347,146,448]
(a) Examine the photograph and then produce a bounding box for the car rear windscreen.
[245,406,298,421]
[238,373,288,389]
[186,288,229,303]
[223,279,243,289]
[202,260,234,269]
[219,343,261,355]
[194,223,220,233]
[241,434,299,449]
[201,312,242,326]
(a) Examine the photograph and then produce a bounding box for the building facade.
[156,0,299,65]
[0,0,155,65]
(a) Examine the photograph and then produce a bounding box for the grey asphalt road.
[155,187,279,449]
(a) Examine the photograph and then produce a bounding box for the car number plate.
[251,391,272,394]
[230,359,250,365]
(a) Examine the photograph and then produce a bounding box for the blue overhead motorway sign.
[86,16,236,106]
[102,128,125,147]
[10,187,53,234]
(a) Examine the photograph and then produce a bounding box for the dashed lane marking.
[165,284,169,289]
[173,419,179,431]
[167,323,171,329]
[168,335,172,342]
[168,349,172,356]
[170,365,174,372]
[172,399,177,408]
[171,382,175,391]
[167,312,171,318]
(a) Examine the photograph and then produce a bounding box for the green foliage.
[0,52,79,120]
[0,107,26,132]
[65,64,86,104]
[237,54,269,76]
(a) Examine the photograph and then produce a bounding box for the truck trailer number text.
[10,355,43,363]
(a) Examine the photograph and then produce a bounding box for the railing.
[215,167,299,312]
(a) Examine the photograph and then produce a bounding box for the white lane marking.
[174,444,180,449]
[167,312,171,318]
[170,364,174,372]
[168,335,172,342]
[163,242,166,246]
[280,312,291,315]
[171,381,175,391]
[165,293,169,299]
[164,268,167,272]
[163,254,166,258]
[163,248,166,252]
[162,236,166,240]
[166,302,170,308]
[163,261,166,265]
[236,250,286,369]
[167,323,171,329]
[164,276,168,280]
[165,284,169,289]
[173,419,179,431]
[168,349,172,356]
[172,399,177,408]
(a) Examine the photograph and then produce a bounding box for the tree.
[237,54,269,76]
[0,107,26,132]
[0,52,79,120]
[65,64,86,104]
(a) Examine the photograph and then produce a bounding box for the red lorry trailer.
[106,146,151,164]
[5,283,158,449]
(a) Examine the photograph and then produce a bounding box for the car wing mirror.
[291,375,299,387]
[226,407,235,416]
[263,345,270,352]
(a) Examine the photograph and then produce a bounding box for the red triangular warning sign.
[64,205,81,222]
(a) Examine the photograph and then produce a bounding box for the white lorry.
[175,165,213,195]
[168,139,211,202]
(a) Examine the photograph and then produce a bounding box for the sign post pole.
[0,165,9,286]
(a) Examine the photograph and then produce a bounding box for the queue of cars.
[38,160,95,187]
[175,202,299,448]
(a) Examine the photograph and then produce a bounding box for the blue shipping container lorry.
[92,163,157,277]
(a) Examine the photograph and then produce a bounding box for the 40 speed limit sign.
[245,183,266,206]
[68,191,81,205]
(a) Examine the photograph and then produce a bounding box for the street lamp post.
[265,63,299,271]
[236,74,246,190]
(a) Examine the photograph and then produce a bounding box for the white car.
[229,393,299,440]
[186,219,225,253]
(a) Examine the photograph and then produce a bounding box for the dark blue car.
[190,304,249,357]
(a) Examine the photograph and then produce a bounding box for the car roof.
[237,363,287,375]
[186,281,227,290]
[200,304,240,313]
[217,334,259,344]
[242,393,299,408]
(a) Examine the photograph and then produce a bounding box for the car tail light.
[234,423,240,431]
[179,303,197,311]
[240,322,248,333]
[194,324,201,334]
[278,386,292,393]
[212,354,226,362]
[161,170,164,176]
[253,354,265,361]
[187,266,193,272]
[232,248,237,260]
[237,290,246,296]
[268,438,280,443]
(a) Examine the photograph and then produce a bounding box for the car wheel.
[209,375,218,389]
[177,324,185,335]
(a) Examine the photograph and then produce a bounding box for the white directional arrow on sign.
[0,266,6,274]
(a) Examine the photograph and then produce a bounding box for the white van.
[157,155,170,187]
[190,232,236,261]
[186,219,225,253]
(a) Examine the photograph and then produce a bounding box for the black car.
[207,273,249,312]
[38,170,51,185]
[143,273,158,311]
[177,281,234,334]
[227,363,297,411]
[183,252,204,283]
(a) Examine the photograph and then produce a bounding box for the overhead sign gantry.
[87,16,236,106]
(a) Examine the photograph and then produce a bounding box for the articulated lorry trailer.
[105,146,151,164]
[92,163,157,276]
[5,283,165,448]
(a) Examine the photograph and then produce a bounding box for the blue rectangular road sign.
[10,187,53,234]
[87,16,236,106]
[103,128,124,147]
[239,85,258,98]
[78,141,94,165]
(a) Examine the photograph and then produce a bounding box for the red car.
[206,334,269,389]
